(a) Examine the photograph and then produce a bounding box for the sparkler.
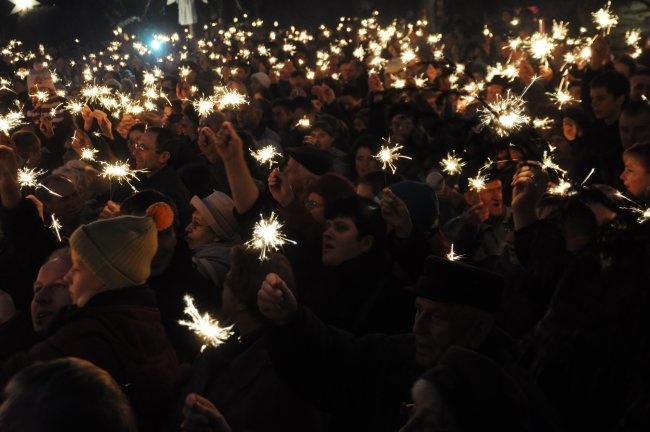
[246,212,296,261]
[446,244,464,262]
[0,110,24,135]
[479,91,530,138]
[178,295,234,349]
[80,147,98,162]
[592,1,618,35]
[215,88,249,110]
[17,167,61,196]
[192,95,217,119]
[250,145,282,168]
[548,77,578,109]
[467,158,494,192]
[374,138,412,174]
[528,32,555,64]
[99,161,145,192]
[625,29,641,46]
[9,0,39,14]
[548,177,573,196]
[50,214,62,242]
[296,117,311,129]
[541,150,566,175]
[440,151,466,175]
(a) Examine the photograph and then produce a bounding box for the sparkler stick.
[246,213,296,261]
[178,295,234,349]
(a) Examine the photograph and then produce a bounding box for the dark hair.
[621,100,650,119]
[225,245,296,319]
[148,126,179,162]
[0,358,137,432]
[325,195,386,248]
[615,54,637,76]
[624,142,650,172]
[127,123,146,136]
[590,71,630,101]
[309,173,356,206]
[11,130,41,153]
[358,170,404,197]
[121,189,180,233]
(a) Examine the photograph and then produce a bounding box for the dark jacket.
[137,164,192,228]
[3,285,181,432]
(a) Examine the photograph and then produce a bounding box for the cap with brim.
[190,192,239,242]
[406,256,503,314]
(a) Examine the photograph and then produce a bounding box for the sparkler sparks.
[542,151,566,175]
[17,167,61,196]
[9,0,39,14]
[374,138,412,174]
[0,110,24,135]
[528,32,555,64]
[440,151,466,175]
[178,295,234,349]
[80,147,98,162]
[192,95,217,119]
[250,145,282,168]
[480,92,530,138]
[215,88,249,110]
[548,177,573,196]
[50,214,62,242]
[446,244,465,261]
[625,29,641,47]
[295,117,311,129]
[592,1,618,35]
[549,78,578,109]
[99,161,145,191]
[246,213,296,261]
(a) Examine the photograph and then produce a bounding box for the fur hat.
[190,191,240,242]
[69,203,173,290]
[27,63,56,92]
[409,256,503,314]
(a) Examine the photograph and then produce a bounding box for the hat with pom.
[69,202,174,290]
[27,63,56,92]
[251,72,271,89]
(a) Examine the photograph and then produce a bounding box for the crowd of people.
[0,4,649,431]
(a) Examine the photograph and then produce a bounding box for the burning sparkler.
[541,150,566,175]
[548,78,578,109]
[0,110,24,135]
[295,117,311,129]
[50,214,62,242]
[440,151,466,176]
[178,295,234,349]
[215,87,249,110]
[548,177,573,196]
[374,138,412,174]
[479,78,539,138]
[17,167,61,196]
[592,1,618,35]
[250,145,282,168]
[192,95,217,119]
[80,147,98,162]
[446,244,465,262]
[99,161,145,191]
[9,0,39,14]
[246,212,296,261]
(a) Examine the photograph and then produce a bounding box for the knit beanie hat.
[69,203,174,290]
[27,63,56,92]
[190,191,240,242]
[251,72,271,89]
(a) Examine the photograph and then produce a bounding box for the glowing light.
[480,79,539,138]
[440,151,466,175]
[0,110,24,135]
[548,177,573,196]
[625,29,641,46]
[549,78,578,109]
[296,117,311,129]
[246,212,296,261]
[9,0,39,14]
[192,95,217,119]
[17,167,61,196]
[99,161,145,191]
[250,145,282,168]
[592,1,618,35]
[541,151,566,175]
[50,214,62,242]
[374,138,412,174]
[551,20,569,40]
[446,244,464,261]
[215,88,249,110]
[528,32,555,64]
[80,147,98,162]
[178,295,234,349]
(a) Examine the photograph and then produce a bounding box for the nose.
[34,288,51,304]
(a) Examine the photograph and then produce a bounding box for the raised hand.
[181,393,232,432]
[268,167,295,207]
[380,188,413,238]
[257,273,298,326]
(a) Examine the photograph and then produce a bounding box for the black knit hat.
[287,146,333,175]
[408,256,503,314]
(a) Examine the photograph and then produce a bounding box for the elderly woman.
[185,191,242,292]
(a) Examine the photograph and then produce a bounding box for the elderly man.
[255,255,514,432]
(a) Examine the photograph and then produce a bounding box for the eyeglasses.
[187,220,211,231]
[304,199,324,210]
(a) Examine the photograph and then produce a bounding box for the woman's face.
[185,210,217,249]
[355,146,380,179]
[305,192,326,225]
[64,249,106,307]
[620,154,650,199]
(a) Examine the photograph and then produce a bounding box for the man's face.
[412,298,483,368]
[322,216,372,266]
[339,63,352,82]
[590,86,623,123]
[31,259,72,335]
[619,112,650,149]
[309,128,334,150]
[237,105,262,130]
[391,114,414,139]
[272,106,291,130]
[133,131,167,172]
[479,179,504,218]
[630,74,650,102]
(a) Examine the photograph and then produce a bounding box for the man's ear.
[359,235,374,254]
[158,150,171,165]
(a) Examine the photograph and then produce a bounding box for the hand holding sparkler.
[81,105,94,130]
[257,272,298,326]
[380,188,413,239]
[38,115,55,139]
[268,167,295,207]
[93,109,114,140]
[590,36,611,70]
[510,163,548,230]
[213,122,245,163]
[0,145,21,209]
